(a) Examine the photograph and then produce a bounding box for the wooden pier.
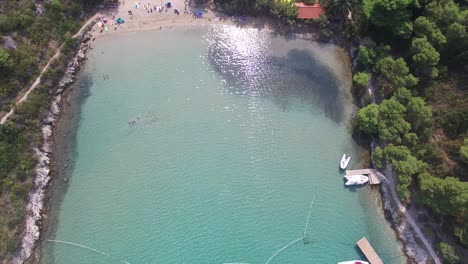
[357,237,384,264]
[345,169,388,185]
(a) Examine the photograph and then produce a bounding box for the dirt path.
[384,170,442,264]
[0,14,98,125]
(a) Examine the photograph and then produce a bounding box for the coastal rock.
[42,125,53,139]
[77,50,86,61]
[43,113,55,125]
[35,4,45,15]
[55,88,64,95]
[42,141,51,154]
[51,101,60,116]
[82,33,92,44]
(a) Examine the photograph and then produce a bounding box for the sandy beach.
[91,0,230,36]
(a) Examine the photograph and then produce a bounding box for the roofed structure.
[294,2,325,19]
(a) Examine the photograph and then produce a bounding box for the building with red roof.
[294,2,325,19]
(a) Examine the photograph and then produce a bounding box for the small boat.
[340,154,351,169]
[344,175,369,186]
[337,261,369,264]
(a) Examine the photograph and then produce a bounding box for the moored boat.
[340,154,351,169]
[344,175,369,186]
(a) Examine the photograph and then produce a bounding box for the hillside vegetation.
[0,0,102,259]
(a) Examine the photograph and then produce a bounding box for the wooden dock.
[357,237,384,264]
[345,169,388,185]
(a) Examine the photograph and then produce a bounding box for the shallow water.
[42,26,405,264]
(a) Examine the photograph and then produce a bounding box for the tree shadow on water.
[208,46,345,123]
[268,49,345,123]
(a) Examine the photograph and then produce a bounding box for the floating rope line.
[265,237,303,264]
[47,240,130,264]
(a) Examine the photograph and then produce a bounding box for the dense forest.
[0,0,466,263]
[351,1,467,263]
[0,0,103,258]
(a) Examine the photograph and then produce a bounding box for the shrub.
[460,138,468,164]
[439,242,460,264]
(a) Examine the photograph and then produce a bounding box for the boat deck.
[357,237,384,264]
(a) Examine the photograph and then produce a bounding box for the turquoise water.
[42,26,404,264]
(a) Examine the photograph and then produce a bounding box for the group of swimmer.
[128,117,140,127]
[127,112,159,127]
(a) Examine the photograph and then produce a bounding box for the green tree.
[378,98,410,144]
[403,132,419,147]
[446,22,466,42]
[394,87,412,105]
[324,0,358,21]
[419,173,468,216]
[375,56,418,95]
[356,39,390,70]
[384,144,427,199]
[353,72,371,88]
[460,138,468,164]
[407,96,432,132]
[439,242,460,264]
[426,0,462,29]
[363,0,413,38]
[373,146,384,168]
[0,47,13,73]
[411,37,440,79]
[357,45,376,69]
[0,123,21,176]
[413,16,447,47]
[454,223,468,247]
[358,103,379,134]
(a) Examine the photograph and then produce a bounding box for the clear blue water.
[42,26,405,264]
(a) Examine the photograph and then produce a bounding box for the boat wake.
[47,240,131,264]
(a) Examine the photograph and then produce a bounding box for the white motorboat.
[344,175,369,186]
[340,154,351,169]
[337,261,369,264]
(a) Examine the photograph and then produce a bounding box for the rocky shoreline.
[11,24,96,264]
